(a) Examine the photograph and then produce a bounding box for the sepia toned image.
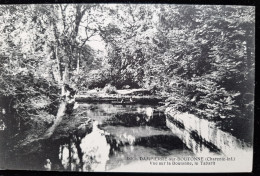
[0,4,255,172]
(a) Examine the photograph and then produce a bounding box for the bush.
[103,84,117,94]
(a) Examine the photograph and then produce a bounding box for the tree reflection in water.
[32,104,191,171]
[58,121,110,171]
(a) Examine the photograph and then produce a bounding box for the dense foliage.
[97,5,255,120]
[0,4,103,137]
[0,5,59,135]
[0,4,255,141]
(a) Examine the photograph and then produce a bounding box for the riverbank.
[165,107,253,156]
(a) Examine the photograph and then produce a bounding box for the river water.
[52,103,193,171]
[0,103,253,172]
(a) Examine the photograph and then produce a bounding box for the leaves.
[0,4,255,133]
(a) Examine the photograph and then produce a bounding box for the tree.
[98,4,159,88]
[153,5,255,119]
[0,5,59,134]
[0,4,104,138]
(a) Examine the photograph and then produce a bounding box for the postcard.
[0,3,254,173]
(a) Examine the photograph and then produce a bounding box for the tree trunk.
[42,5,86,139]
[77,52,80,74]
[42,63,71,138]
[42,100,67,138]
[55,46,63,84]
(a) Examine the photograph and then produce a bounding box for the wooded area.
[0,4,254,144]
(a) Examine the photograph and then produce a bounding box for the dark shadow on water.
[0,103,192,171]
[102,111,166,128]
[135,135,188,154]
[106,133,190,156]
[103,133,193,171]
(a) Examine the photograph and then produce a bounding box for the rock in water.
[44,159,52,171]
[73,102,79,109]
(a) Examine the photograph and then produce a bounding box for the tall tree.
[0,4,103,138]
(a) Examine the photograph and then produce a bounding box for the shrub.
[103,84,118,94]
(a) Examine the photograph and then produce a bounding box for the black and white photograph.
[0,4,255,172]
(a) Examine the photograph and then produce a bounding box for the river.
[0,103,253,172]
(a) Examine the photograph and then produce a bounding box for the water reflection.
[58,139,81,171]
[58,121,110,171]
[80,121,110,171]
[1,103,253,172]
[54,104,190,171]
[53,104,252,172]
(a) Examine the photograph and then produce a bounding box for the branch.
[59,4,68,32]
[80,30,98,48]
